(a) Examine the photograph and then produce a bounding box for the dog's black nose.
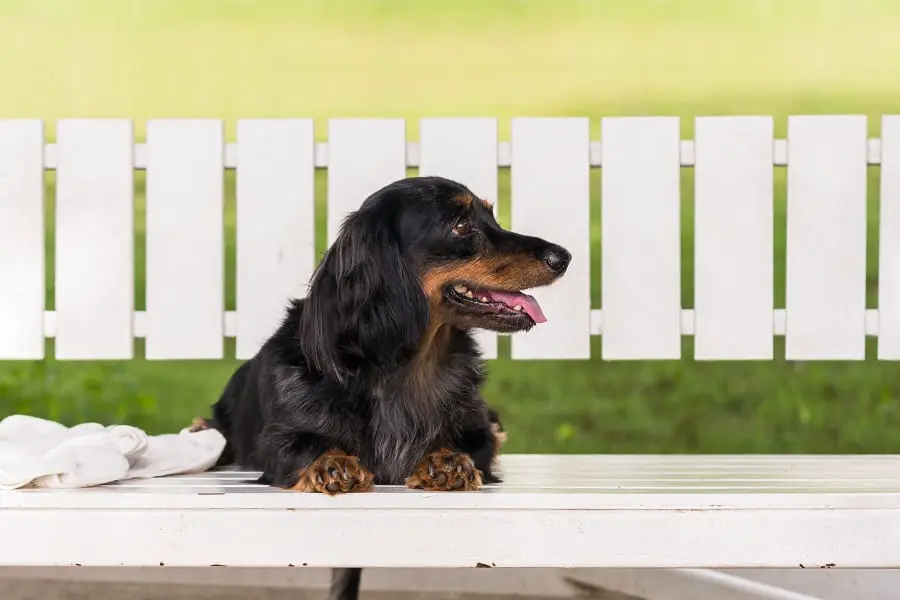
[543,246,571,274]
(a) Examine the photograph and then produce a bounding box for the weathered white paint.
[785,115,868,360]
[235,119,315,359]
[419,117,500,359]
[54,119,134,359]
[145,119,224,359]
[0,119,44,359]
[694,116,774,360]
[601,117,682,360]
[2,455,900,568]
[510,117,591,359]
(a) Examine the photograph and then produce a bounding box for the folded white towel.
[0,415,226,490]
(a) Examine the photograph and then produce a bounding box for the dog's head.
[299,176,570,378]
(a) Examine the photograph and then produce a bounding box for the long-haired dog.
[193,176,570,600]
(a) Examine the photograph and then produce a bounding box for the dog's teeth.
[513,305,523,311]
[453,284,468,294]
[465,291,474,298]
[480,296,488,302]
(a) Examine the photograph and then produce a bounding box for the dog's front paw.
[292,450,374,495]
[406,449,483,491]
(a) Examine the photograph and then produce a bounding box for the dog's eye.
[452,218,473,236]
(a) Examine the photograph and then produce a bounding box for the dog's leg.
[486,406,508,454]
[454,414,504,484]
[291,449,374,495]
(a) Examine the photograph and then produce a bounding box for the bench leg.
[329,567,361,600]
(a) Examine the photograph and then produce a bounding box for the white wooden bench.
[2,115,900,598]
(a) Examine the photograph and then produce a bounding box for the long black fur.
[201,176,569,600]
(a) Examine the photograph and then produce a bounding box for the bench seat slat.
[5,455,900,510]
[3,456,900,568]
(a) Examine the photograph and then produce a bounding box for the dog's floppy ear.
[299,209,429,380]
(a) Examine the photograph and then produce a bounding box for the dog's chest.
[363,380,457,485]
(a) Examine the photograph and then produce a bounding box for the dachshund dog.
[192,176,569,599]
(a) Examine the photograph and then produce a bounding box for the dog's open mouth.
[445,283,547,324]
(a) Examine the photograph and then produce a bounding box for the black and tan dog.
[192,175,570,599]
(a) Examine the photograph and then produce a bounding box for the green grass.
[3,0,900,453]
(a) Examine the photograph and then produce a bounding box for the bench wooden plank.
[3,506,898,568]
[0,119,44,359]
[419,117,499,359]
[2,456,899,568]
[5,455,900,508]
[235,119,315,359]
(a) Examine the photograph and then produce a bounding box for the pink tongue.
[482,290,547,324]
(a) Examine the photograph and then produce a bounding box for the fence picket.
[785,115,867,360]
[327,119,406,243]
[694,116,774,359]
[601,117,681,359]
[145,119,224,359]
[55,119,134,359]
[235,119,315,359]
[878,116,900,359]
[510,118,591,359]
[0,120,44,359]
[420,117,500,359]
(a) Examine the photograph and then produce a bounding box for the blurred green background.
[2,0,900,453]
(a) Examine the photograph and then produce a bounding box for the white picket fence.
[0,115,895,362]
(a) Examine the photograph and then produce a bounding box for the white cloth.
[0,415,226,489]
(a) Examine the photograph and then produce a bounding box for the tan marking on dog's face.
[480,198,494,211]
[416,255,558,338]
[420,256,557,303]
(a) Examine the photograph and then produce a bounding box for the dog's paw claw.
[406,449,483,492]
[292,450,374,495]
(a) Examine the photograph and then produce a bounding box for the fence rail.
[36,139,893,169]
[0,116,896,362]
